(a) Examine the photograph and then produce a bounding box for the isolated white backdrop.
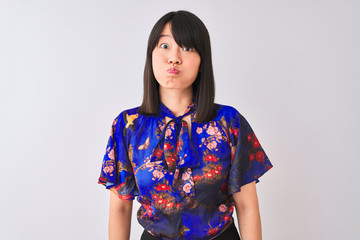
[0,0,359,239]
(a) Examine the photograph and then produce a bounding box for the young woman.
[98,10,273,240]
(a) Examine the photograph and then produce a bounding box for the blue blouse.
[98,99,273,239]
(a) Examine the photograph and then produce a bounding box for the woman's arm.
[109,188,133,240]
[232,181,262,240]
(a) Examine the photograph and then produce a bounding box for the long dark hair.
[137,10,216,123]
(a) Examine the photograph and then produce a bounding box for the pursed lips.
[167,68,179,74]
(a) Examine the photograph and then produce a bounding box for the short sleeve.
[97,111,139,200]
[227,108,273,195]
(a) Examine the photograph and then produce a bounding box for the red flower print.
[252,138,260,148]
[247,133,252,141]
[232,128,239,138]
[146,209,153,217]
[152,194,158,199]
[255,151,265,162]
[216,165,223,170]
[224,215,230,221]
[176,141,180,152]
[156,184,170,191]
[205,155,217,162]
[204,172,214,178]
[165,202,174,209]
[211,169,221,175]
[207,228,219,236]
[166,156,176,165]
[164,143,172,150]
[142,204,153,217]
[156,198,167,205]
[249,153,255,161]
[154,149,163,158]
[193,175,202,181]
[176,203,181,208]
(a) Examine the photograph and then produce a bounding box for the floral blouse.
[98,99,273,240]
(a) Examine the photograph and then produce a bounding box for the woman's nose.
[168,50,182,64]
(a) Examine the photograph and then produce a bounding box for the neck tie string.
[149,101,200,171]
[148,99,201,208]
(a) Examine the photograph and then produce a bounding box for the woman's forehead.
[158,24,175,41]
[160,23,172,35]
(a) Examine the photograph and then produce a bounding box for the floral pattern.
[98,99,273,239]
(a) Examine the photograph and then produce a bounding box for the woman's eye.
[160,43,169,49]
[182,47,193,52]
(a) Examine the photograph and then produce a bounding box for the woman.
[98,10,273,240]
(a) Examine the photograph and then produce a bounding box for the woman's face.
[152,23,201,92]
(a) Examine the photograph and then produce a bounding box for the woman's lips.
[168,68,179,74]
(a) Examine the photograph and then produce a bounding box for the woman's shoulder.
[112,106,140,120]
[123,106,141,115]
[213,102,242,121]
[110,106,141,128]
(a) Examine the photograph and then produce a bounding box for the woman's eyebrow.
[159,34,171,38]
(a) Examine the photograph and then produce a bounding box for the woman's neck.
[159,87,193,117]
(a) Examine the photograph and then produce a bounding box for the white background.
[1,0,359,239]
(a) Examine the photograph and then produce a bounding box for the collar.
[159,96,198,120]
